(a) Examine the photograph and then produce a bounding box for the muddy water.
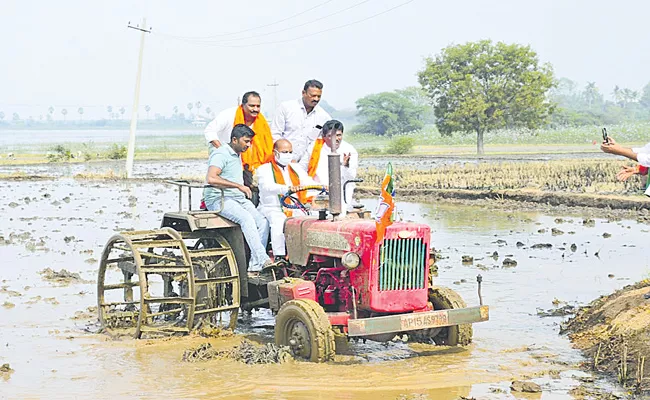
[1,178,649,399]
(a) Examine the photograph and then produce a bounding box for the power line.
[160,0,372,45]
[156,0,335,40]
[156,0,416,49]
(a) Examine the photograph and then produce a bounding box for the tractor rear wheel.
[189,234,240,330]
[411,286,473,346]
[275,299,335,362]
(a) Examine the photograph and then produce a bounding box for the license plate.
[400,310,449,331]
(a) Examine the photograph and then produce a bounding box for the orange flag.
[375,162,395,243]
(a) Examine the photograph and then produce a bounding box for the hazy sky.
[2,0,650,120]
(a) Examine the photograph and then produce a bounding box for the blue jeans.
[206,196,270,271]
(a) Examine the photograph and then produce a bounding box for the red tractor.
[97,155,489,361]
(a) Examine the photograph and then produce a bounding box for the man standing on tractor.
[271,79,332,163]
[204,124,273,272]
[300,119,358,208]
[204,91,274,202]
[256,138,319,261]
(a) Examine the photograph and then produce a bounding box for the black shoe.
[644,292,650,300]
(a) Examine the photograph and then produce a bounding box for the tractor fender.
[268,278,316,314]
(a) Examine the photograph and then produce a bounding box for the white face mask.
[275,152,293,166]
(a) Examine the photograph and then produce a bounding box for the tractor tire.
[428,286,473,346]
[275,299,335,363]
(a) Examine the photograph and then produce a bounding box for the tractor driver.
[204,124,274,272]
[256,139,318,261]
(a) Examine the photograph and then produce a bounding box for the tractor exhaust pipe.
[328,153,342,217]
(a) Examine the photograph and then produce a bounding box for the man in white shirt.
[204,92,261,152]
[271,79,332,162]
[299,119,358,208]
[256,139,318,260]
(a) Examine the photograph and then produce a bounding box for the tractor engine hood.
[285,217,432,313]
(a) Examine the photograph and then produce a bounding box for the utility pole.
[125,18,151,179]
[267,78,279,116]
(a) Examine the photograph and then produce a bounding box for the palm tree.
[107,105,113,119]
[583,82,599,108]
[48,106,54,118]
[187,102,193,117]
[61,108,68,121]
[0,111,4,121]
[195,101,202,115]
[119,107,126,119]
[173,105,179,115]
[78,107,84,121]
[12,112,20,121]
[612,85,622,106]
[205,106,212,116]
[145,105,151,119]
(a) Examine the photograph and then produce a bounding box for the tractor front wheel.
[275,299,335,362]
[411,286,473,346]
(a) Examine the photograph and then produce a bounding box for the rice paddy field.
[1,122,650,164]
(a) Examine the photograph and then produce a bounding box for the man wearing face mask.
[255,138,318,260]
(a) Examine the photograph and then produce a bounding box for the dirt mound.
[182,340,293,364]
[562,280,650,394]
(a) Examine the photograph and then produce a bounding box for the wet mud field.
[1,173,650,399]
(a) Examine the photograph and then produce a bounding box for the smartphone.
[602,127,609,143]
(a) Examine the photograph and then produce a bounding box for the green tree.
[107,105,113,119]
[0,111,4,121]
[61,108,68,121]
[583,82,603,108]
[355,91,427,136]
[145,105,151,119]
[195,101,202,114]
[119,107,126,119]
[205,106,212,116]
[418,40,555,154]
[48,106,54,118]
[78,107,84,120]
[12,112,20,121]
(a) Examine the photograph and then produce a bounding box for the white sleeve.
[257,164,288,195]
[299,142,314,173]
[632,142,650,155]
[637,152,650,168]
[341,144,358,183]
[271,104,286,142]
[204,118,218,143]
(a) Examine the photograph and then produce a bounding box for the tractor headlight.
[341,252,361,270]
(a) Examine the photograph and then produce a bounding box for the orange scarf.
[307,138,325,177]
[234,106,273,172]
[271,160,306,217]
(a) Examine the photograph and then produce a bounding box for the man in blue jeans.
[203,124,272,272]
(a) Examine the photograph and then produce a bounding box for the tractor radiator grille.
[378,238,427,291]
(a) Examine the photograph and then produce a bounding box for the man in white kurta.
[299,120,358,208]
[271,79,332,162]
[256,139,317,258]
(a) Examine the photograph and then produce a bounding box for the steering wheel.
[280,185,328,214]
